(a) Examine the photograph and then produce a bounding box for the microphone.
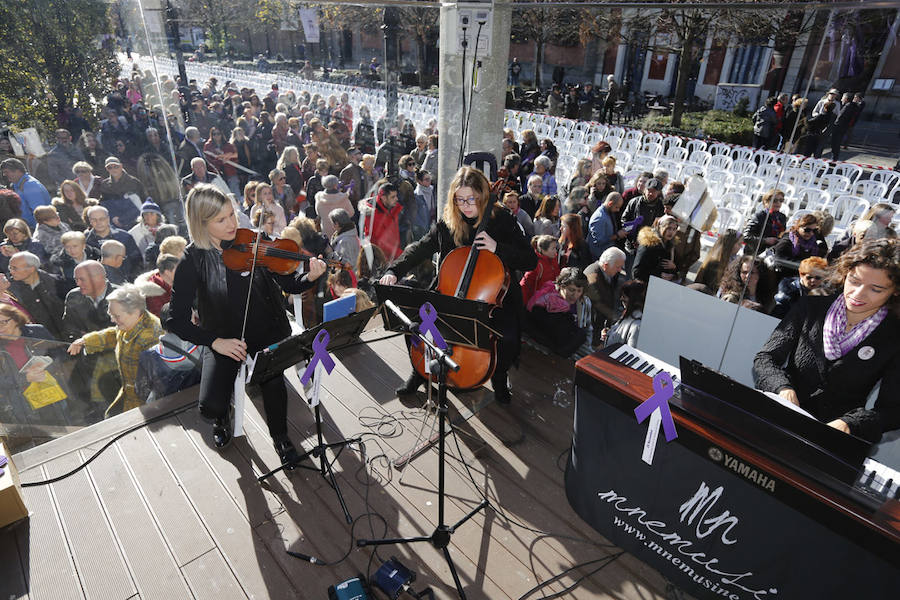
[287,550,325,565]
[384,299,418,334]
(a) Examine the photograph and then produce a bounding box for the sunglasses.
[799,227,819,234]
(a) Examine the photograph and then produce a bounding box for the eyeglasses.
[454,196,477,206]
[0,318,13,326]
[799,227,819,234]
[803,274,823,281]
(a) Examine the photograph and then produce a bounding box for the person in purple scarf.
[771,213,829,281]
[754,239,900,442]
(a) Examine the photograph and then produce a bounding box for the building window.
[727,45,766,84]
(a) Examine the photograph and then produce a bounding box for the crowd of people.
[0,64,896,448]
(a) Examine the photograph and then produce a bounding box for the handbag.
[23,372,68,410]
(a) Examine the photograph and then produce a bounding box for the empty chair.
[664,146,688,161]
[624,129,643,145]
[730,146,754,162]
[643,131,663,146]
[708,143,732,157]
[661,136,683,153]
[719,192,753,216]
[832,163,863,185]
[640,141,664,159]
[684,139,707,155]
[830,195,871,228]
[708,154,734,173]
[754,150,781,168]
[630,155,658,174]
[730,159,757,177]
[785,168,814,188]
[606,126,626,141]
[707,171,735,196]
[734,175,766,201]
[711,206,745,235]
[593,124,609,139]
[756,164,786,182]
[620,138,641,156]
[869,169,900,199]
[614,150,633,170]
[687,149,712,168]
[819,174,852,195]
[854,180,889,203]
[800,157,830,181]
[795,187,832,211]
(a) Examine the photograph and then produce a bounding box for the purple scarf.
[789,231,820,258]
[822,295,888,361]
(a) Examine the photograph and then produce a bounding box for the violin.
[408,213,509,390]
[222,228,351,275]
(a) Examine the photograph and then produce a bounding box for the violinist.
[166,184,326,464]
[379,166,537,404]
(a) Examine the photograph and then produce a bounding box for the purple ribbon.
[622,215,644,232]
[300,329,336,385]
[415,302,446,349]
[634,371,678,442]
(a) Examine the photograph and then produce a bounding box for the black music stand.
[254,307,377,525]
[358,289,492,600]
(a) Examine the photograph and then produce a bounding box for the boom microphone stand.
[357,300,488,600]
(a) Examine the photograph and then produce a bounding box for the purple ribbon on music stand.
[416,302,447,350]
[634,371,678,442]
[300,329,336,385]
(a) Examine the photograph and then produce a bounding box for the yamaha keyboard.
[566,344,900,599]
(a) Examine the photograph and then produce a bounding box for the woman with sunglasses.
[754,239,900,442]
[379,166,537,404]
[771,213,828,280]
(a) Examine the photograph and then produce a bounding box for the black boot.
[212,416,232,449]
[273,435,301,470]
[492,373,511,405]
[396,371,426,396]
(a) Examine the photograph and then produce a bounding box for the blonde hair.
[277,146,300,170]
[255,182,273,204]
[33,205,58,223]
[61,230,86,245]
[443,167,493,246]
[761,188,784,207]
[159,235,187,256]
[185,184,231,250]
[3,218,31,237]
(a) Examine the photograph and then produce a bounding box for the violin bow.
[238,227,263,347]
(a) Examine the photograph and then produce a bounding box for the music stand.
[254,306,377,525]
[358,290,492,600]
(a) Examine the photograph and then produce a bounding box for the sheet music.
[761,390,817,420]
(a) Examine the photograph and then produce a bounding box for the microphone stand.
[357,300,488,600]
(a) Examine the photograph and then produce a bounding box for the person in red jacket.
[363,182,403,260]
[519,234,561,306]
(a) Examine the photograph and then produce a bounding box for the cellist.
[379,166,537,404]
[166,184,326,464]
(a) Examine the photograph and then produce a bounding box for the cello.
[408,215,509,390]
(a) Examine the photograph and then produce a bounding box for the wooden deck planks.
[80,443,193,599]
[179,549,246,600]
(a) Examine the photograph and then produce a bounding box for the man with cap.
[812,88,840,118]
[620,177,665,275]
[98,155,146,230]
[601,75,620,123]
[129,200,165,255]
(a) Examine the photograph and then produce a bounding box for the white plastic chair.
[734,175,766,201]
[730,159,757,177]
[643,131,663,146]
[795,187,832,211]
[631,155,658,174]
[800,157,830,181]
[707,171,735,196]
[854,180,889,204]
[785,168,814,188]
[754,150,781,168]
[832,163,863,185]
[685,139,707,155]
[664,146,688,162]
[687,149,712,168]
[614,151,633,171]
[719,192,752,216]
[708,155,733,173]
[656,159,682,181]
[619,138,641,156]
[711,206,744,234]
[819,174,852,195]
[640,141,664,159]
[622,169,642,189]
[680,164,705,180]
[708,143,732,157]
[756,164,786,182]
[830,195,871,228]
[869,170,900,199]
[730,146,754,162]
[624,129,643,145]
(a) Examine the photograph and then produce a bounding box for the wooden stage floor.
[1,327,678,600]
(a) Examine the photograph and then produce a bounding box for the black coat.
[9,270,65,340]
[743,208,787,252]
[753,295,900,442]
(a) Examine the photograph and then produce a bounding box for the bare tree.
[512,0,581,89]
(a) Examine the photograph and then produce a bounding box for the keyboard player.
[753,239,900,443]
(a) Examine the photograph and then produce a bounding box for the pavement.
[837,118,900,170]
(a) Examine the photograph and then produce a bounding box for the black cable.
[461,22,485,166]
[516,551,625,600]
[21,401,199,488]
[458,25,468,168]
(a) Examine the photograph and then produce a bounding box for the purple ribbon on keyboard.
[416,302,447,349]
[300,329,336,385]
[634,371,678,442]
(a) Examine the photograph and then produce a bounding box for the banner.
[298,8,320,44]
[565,384,900,599]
